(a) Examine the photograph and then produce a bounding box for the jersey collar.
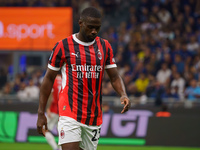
[72,34,95,46]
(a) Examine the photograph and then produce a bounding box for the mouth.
[90,34,96,38]
[87,35,96,41]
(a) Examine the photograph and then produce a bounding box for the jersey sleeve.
[105,41,117,69]
[48,42,64,71]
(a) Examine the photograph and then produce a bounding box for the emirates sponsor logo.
[71,64,103,79]
[71,64,103,72]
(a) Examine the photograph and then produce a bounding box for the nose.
[91,28,97,35]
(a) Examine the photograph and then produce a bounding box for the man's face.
[79,17,101,42]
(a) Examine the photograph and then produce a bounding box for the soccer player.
[37,7,131,150]
[45,74,62,150]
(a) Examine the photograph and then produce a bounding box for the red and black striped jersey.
[48,34,117,126]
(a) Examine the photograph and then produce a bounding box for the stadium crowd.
[1,0,200,104]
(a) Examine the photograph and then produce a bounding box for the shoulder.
[56,35,73,46]
[96,36,110,45]
[64,35,73,41]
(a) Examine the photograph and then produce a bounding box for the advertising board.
[0,8,72,50]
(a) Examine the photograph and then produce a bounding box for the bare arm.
[37,68,58,136]
[106,67,131,113]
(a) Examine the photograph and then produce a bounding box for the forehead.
[84,17,101,25]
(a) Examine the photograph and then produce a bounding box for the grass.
[0,143,200,150]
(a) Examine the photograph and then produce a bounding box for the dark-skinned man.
[37,7,131,150]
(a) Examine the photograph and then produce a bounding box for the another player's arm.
[106,67,131,113]
[37,68,58,136]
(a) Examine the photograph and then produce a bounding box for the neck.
[76,32,88,42]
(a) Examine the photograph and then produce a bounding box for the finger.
[37,125,43,134]
[42,124,48,137]
[42,127,46,137]
[45,122,48,131]
[121,106,127,113]
[121,108,128,114]
[121,107,127,113]
[121,103,129,113]
[121,108,124,113]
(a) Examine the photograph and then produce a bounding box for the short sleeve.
[105,41,117,69]
[48,42,64,71]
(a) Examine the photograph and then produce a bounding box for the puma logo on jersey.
[71,52,79,58]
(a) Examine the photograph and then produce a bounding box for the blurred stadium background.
[0,0,200,149]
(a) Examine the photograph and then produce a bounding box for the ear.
[79,19,83,27]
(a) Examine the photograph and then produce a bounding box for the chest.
[66,43,106,66]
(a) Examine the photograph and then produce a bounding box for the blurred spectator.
[133,73,149,97]
[13,74,22,93]
[1,0,200,105]
[163,86,179,100]
[102,102,114,115]
[185,79,200,101]
[32,70,43,86]
[158,7,171,24]
[102,82,116,96]
[2,83,14,95]
[173,54,185,74]
[187,35,199,55]
[24,79,39,101]
[17,82,27,101]
[156,63,171,86]
[171,72,185,100]
[146,80,165,106]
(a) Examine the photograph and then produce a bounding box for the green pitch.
[0,143,200,150]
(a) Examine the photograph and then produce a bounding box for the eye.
[88,25,93,29]
[95,26,101,31]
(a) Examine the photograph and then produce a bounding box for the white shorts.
[58,116,101,150]
[47,112,59,131]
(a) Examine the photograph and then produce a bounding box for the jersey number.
[91,128,101,141]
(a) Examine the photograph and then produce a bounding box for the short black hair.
[80,7,101,20]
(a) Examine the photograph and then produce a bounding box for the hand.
[37,113,48,136]
[120,96,131,113]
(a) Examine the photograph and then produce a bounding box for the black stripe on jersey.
[106,47,111,65]
[55,48,63,68]
[63,38,73,112]
[84,46,93,125]
[49,42,59,64]
[73,40,83,122]
[100,38,107,63]
[92,41,101,125]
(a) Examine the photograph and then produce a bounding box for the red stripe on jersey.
[108,42,114,65]
[89,45,97,125]
[96,37,105,125]
[79,44,88,124]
